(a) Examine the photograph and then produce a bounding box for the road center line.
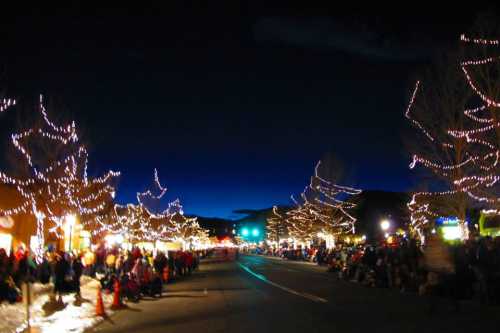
[237,262,328,303]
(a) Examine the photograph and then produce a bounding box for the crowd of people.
[262,235,500,306]
[0,244,204,305]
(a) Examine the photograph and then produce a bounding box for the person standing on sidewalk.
[72,255,83,299]
[423,234,457,313]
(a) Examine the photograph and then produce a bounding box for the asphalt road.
[90,254,498,333]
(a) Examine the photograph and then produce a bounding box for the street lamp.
[66,214,77,252]
[380,219,391,232]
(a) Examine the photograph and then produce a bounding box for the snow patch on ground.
[0,277,114,333]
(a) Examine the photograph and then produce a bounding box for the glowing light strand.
[0,98,16,112]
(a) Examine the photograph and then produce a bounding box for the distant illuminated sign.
[436,217,462,241]
[442,226,461,240]
[436,217,459,226]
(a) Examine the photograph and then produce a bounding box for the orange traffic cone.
[162,267,169,283]
[95,286,106,316]
[111,280,125,310]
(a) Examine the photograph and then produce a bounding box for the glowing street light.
[66,214,77,227]
[241,228,249,236]
[252,228,259,237]
[380,219,391,232]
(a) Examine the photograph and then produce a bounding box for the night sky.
[1,4,498,218]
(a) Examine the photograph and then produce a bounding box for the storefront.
[479,211,500,237]
[0,213,38,254]
[1,185,40,252]
[436,217,463,241]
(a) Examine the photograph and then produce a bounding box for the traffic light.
[240,227,262,241]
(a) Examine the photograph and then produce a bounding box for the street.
[90,254,498,333]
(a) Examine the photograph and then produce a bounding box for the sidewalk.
[1,276,114,333]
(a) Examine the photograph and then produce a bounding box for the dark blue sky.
[1,4,495,218]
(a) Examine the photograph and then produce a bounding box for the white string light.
[405,81,435,142]
[0,98,16,113]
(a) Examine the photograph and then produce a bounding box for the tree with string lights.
[109,169,173,242]
[406,28,500,240]
[307,161,361,236]
[286,197,316,244]
[285,160,361,246]
[0,96,119,260]
[135,169,176,241]
[109,169,207,246]
[266,205,288,245]
[405,49,473,239]
[456,32,500,210]
[164,198,208,249]
[171,212,205,249]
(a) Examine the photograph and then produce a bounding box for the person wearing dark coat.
[362,246,377,269]
[72,256,84,298]
[54,253,70,299]
[167,252,175,276]
[14,254,28,287]
[153,252,167,274]
[123,253,134,274]
[37,258,51,284]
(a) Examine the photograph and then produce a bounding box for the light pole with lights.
[66,214,77,252]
